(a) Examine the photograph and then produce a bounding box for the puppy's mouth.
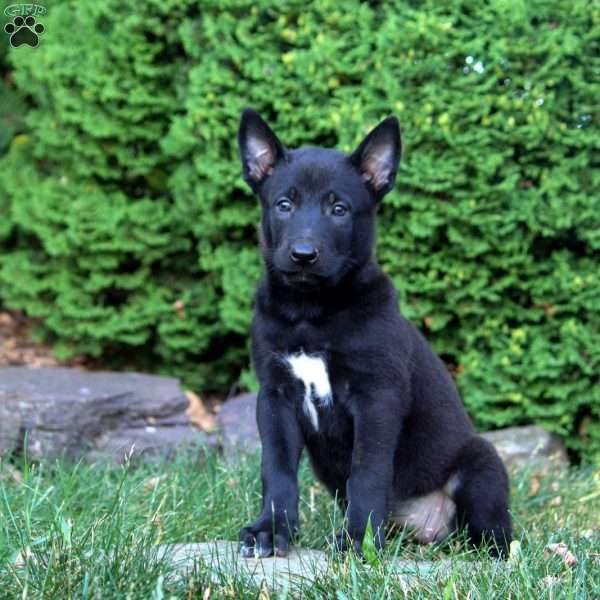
[278,269,323,287]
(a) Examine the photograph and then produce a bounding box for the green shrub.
[0,0,244,389]
[1,0,598,461]
[0,33,25,243]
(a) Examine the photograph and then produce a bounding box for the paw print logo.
[4,15,45,48]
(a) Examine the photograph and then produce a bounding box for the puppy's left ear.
[349,117,402,198]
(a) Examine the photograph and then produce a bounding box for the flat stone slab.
[0,367,214,463]
[160,541,478,591]
[163,541,328,588]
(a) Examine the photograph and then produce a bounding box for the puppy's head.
[238,109,401,289]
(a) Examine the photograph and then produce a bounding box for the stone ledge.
[0,367,215,463]
[159,540,481,591]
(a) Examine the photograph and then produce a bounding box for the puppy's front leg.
[338,402,400,553]
[240,388,304,558]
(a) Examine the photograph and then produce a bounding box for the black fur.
[237,108,511,558]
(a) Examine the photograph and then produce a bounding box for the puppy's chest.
[282,351,349,433]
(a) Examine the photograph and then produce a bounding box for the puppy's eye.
[332,203,348,217]
[276,198,293,212]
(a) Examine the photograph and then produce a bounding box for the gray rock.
[481,425,569,471]
[0,367,214,463]
[159,540,479,591]
[163,541,328,589]
[216,393,568,470]
[216,393,260,458]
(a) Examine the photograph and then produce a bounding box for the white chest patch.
[285,353,332,431]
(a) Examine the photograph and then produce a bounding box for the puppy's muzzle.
[289,241,319,265]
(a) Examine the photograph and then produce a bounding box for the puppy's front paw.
[239,524,293,558]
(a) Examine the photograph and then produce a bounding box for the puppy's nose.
[290,242,319,265]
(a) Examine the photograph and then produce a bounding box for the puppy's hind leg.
[453,436,512,557]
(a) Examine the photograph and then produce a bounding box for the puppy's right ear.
[238,108,285,190]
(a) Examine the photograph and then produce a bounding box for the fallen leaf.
[173,299,186,319]
[549,496,562,507]
[509,540,522,562]
[13,546,32,568]
[0,310,85,369]
[543,304,556,316]
[144,475,166,492]
[528,476,541,497]
[544,542,577,567]
[0,464,23,484]
[186,391,217,432]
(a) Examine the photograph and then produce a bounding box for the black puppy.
[237,108,511,558]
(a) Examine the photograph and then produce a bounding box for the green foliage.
[0,33,25,243]
[1,0,598,460]
[361,516,381,567]
[0,33,24,152]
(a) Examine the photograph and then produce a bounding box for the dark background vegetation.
[0,0,598,461]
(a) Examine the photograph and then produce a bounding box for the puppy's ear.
[349,117,402,198]
[238,108,286,190]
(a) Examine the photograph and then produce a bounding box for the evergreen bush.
[0,34,24,242]
[1,0,598,460]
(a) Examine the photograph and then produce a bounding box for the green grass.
[0,448,598,599]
